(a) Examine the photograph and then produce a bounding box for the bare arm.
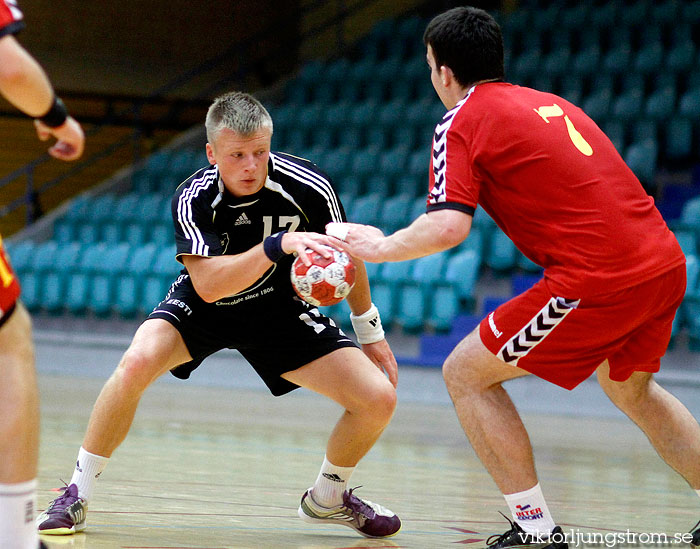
[182,231,337,303]
[0,34,53,116]
[0,34,84,160]
[345,257,398,386]
[329,208,473,263]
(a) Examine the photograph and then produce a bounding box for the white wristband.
[350,303,385,344]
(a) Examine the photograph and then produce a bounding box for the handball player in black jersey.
[37,92,401,540]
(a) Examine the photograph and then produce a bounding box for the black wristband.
[37,96,68,128]
[263,231,288,262]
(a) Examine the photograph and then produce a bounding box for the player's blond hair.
[205,91,273,143]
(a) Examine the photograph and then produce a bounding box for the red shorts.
[0,237,21,327]
[479,265,686,390]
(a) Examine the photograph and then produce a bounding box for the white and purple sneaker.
[298,487,401,538]
[36,483,86,535]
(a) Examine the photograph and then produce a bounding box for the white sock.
[0,479,38,549]
[69,447,109,502]
[311,456,355,507]
[503,483,556,534]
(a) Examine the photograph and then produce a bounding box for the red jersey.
[428,82,685,299]
[0,0,23,38]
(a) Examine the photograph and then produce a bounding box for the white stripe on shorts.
[497,296,580,366]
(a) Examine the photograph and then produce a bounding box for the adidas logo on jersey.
[235,212,251,225]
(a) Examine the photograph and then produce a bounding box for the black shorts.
[147,274,357,396]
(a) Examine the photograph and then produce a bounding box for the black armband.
[263,231,288,262]
[37,96,68,128]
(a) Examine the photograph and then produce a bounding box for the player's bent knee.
[114,347,164,393]
[355,380,396,426]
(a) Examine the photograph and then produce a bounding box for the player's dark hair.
[423,6,504,88]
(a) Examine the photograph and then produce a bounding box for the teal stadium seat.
[455,226,484,260]
[379,147,410,180]
[19,272,39,311]
[113,193,141,223]
[571,45,600,79]
[75,223,99,245]
[429,284,460,333]
[633,42,663,75]
[517,251,542,273]
[139,245,180,316]
[679,88,700,121]
[53,217,76,243]
[683,0,700,25]
[396,284,425,333]
[630,119,658,147]
[645,86,676,121]
[100,223,122,245]
[86,194,117,230]
[378,193,414,234]
[444,249,481,310]
[624,140,658,186]
[53,241,82,275]
[667,42,696,74]
[150,223,173,247]
[620,0,649,27]
[30,241,59,274]
[602,44,632,76]
[363,175,391,198]
[7,240,35,276]
[674,196,700,234]
[602,120,626,153]
[347,193,382,226]
[664,118,693,162]
[41,271,65,314]
[365,126,388,151]
[349,101,377,130]
[683,255,700,350]
[673,230,697,257]
[336,175,362,199]
[542,48,570,80]
[321,148,352,182]
[124,223,147,247]
[368,281,395,328]
[581,89,612,123]
[89,243,132,316]
[408,196,427,224]
[114,243,158,317]
[410,252,448,289]
[379,259,414,287]
[350,148,380,180]
[362,261,380,283]
[611,89,643,122]
[486,230,517,272]
[64,195,91,223]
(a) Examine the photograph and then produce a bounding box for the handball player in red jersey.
[0,1,84,547]
[330,6,698,547]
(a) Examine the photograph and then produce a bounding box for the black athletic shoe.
[690,519,700,548]
[486,514,568,548]
[39,542,48,549]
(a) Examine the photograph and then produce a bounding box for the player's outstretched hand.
[326,222,386,262]
[34,116,85,161]
[361,339,398,387]
[281,231,338,266]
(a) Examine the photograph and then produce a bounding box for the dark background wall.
[12,0,303,98]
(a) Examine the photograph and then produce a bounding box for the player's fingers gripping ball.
[290,245,356,307]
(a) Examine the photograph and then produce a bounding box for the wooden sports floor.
[36,373,697,549]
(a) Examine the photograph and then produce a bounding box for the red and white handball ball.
[290,245,356,307]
